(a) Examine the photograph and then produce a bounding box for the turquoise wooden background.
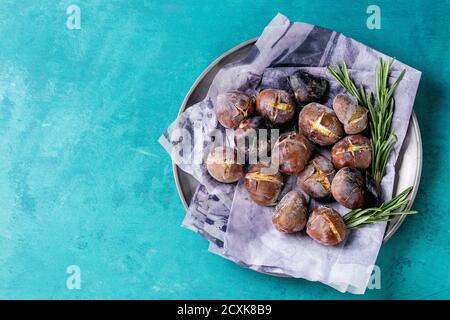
[0,0,448,299]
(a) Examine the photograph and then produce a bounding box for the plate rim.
[172,37,423,244]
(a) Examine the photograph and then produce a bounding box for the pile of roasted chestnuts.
[208,71,378,246]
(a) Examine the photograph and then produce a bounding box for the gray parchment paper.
[159,14,421,294]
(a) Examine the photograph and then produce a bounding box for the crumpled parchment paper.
[159,13,421,294]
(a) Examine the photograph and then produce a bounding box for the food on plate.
[271,132,313,175]
[234,116,274,163]
[205,60,413,247]
[244,164,284,206]
[215,91,254,129]
[331,167,365,209]
[287,71,329,104]
[206,146,244,183]
[331,134,372,170]
[297,154,336,199]
[256,89,295,125]
[332,94,368,134]
[298,103,344,146]
[306,206,347,245]
[272,191,308,233]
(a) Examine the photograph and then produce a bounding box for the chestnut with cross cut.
[206,146,244,183]
[332,93,368,134]
[271,131,313,175]
[244,163,284,206]
[297,154,336,199]
[272,191,308,233]
[256,89,296,125]
[298,103,344,146]
[331,134,372,170]
[306,206,347,245]
[215,91,254,129]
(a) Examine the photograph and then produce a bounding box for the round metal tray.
[173,38,422,243]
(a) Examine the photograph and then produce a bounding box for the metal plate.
[173,38,422,243]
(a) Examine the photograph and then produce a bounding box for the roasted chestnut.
[234,116,274,164]
[298,103,344,146]
[244,164,284,206]
[332,94,368,134]
[331,167,365,209]
[206,146,244,183]
[272,191,308,233]
[297,154,336,199]
[288,71,328,104]
[306,206,347,245]
[256,89,295,125]
[365,171,381,207]
[331,135,372,170]
[271,132,313,175]
[215,91,254,129]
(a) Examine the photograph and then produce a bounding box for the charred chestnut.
[256,89,296,125]
[297,154,336,199]
[271,132,313,175]
[332,94,368,134]
[331,167,365,209]
[298,103,344,146]
[244,164,284,206]
[306,206,347,245]
[234,116,274,164]
[331,135,372,170]
[206,146,244,183]
[272,191,308,233]
[288,71,328,104]
[365,171,381,207]
[215,91,254,129]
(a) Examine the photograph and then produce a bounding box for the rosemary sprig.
[327,63,371,107]
[327,59,405,184]
[343,186,416,229]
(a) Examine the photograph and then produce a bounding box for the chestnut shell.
[331,167,365,209]
[272,191,308,233]
[297,154,336,199]
[306,206,347,245]
[256,89,295,125]
[299,103,344,146]
[206,146,244,183]
[271,132,313,175]
[244,164,284,206]
[215,91,254,129]
[331,134,372,170]
[288,71,329,104]
[332,94,368,134]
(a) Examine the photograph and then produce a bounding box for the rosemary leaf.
[343,187,416,229]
